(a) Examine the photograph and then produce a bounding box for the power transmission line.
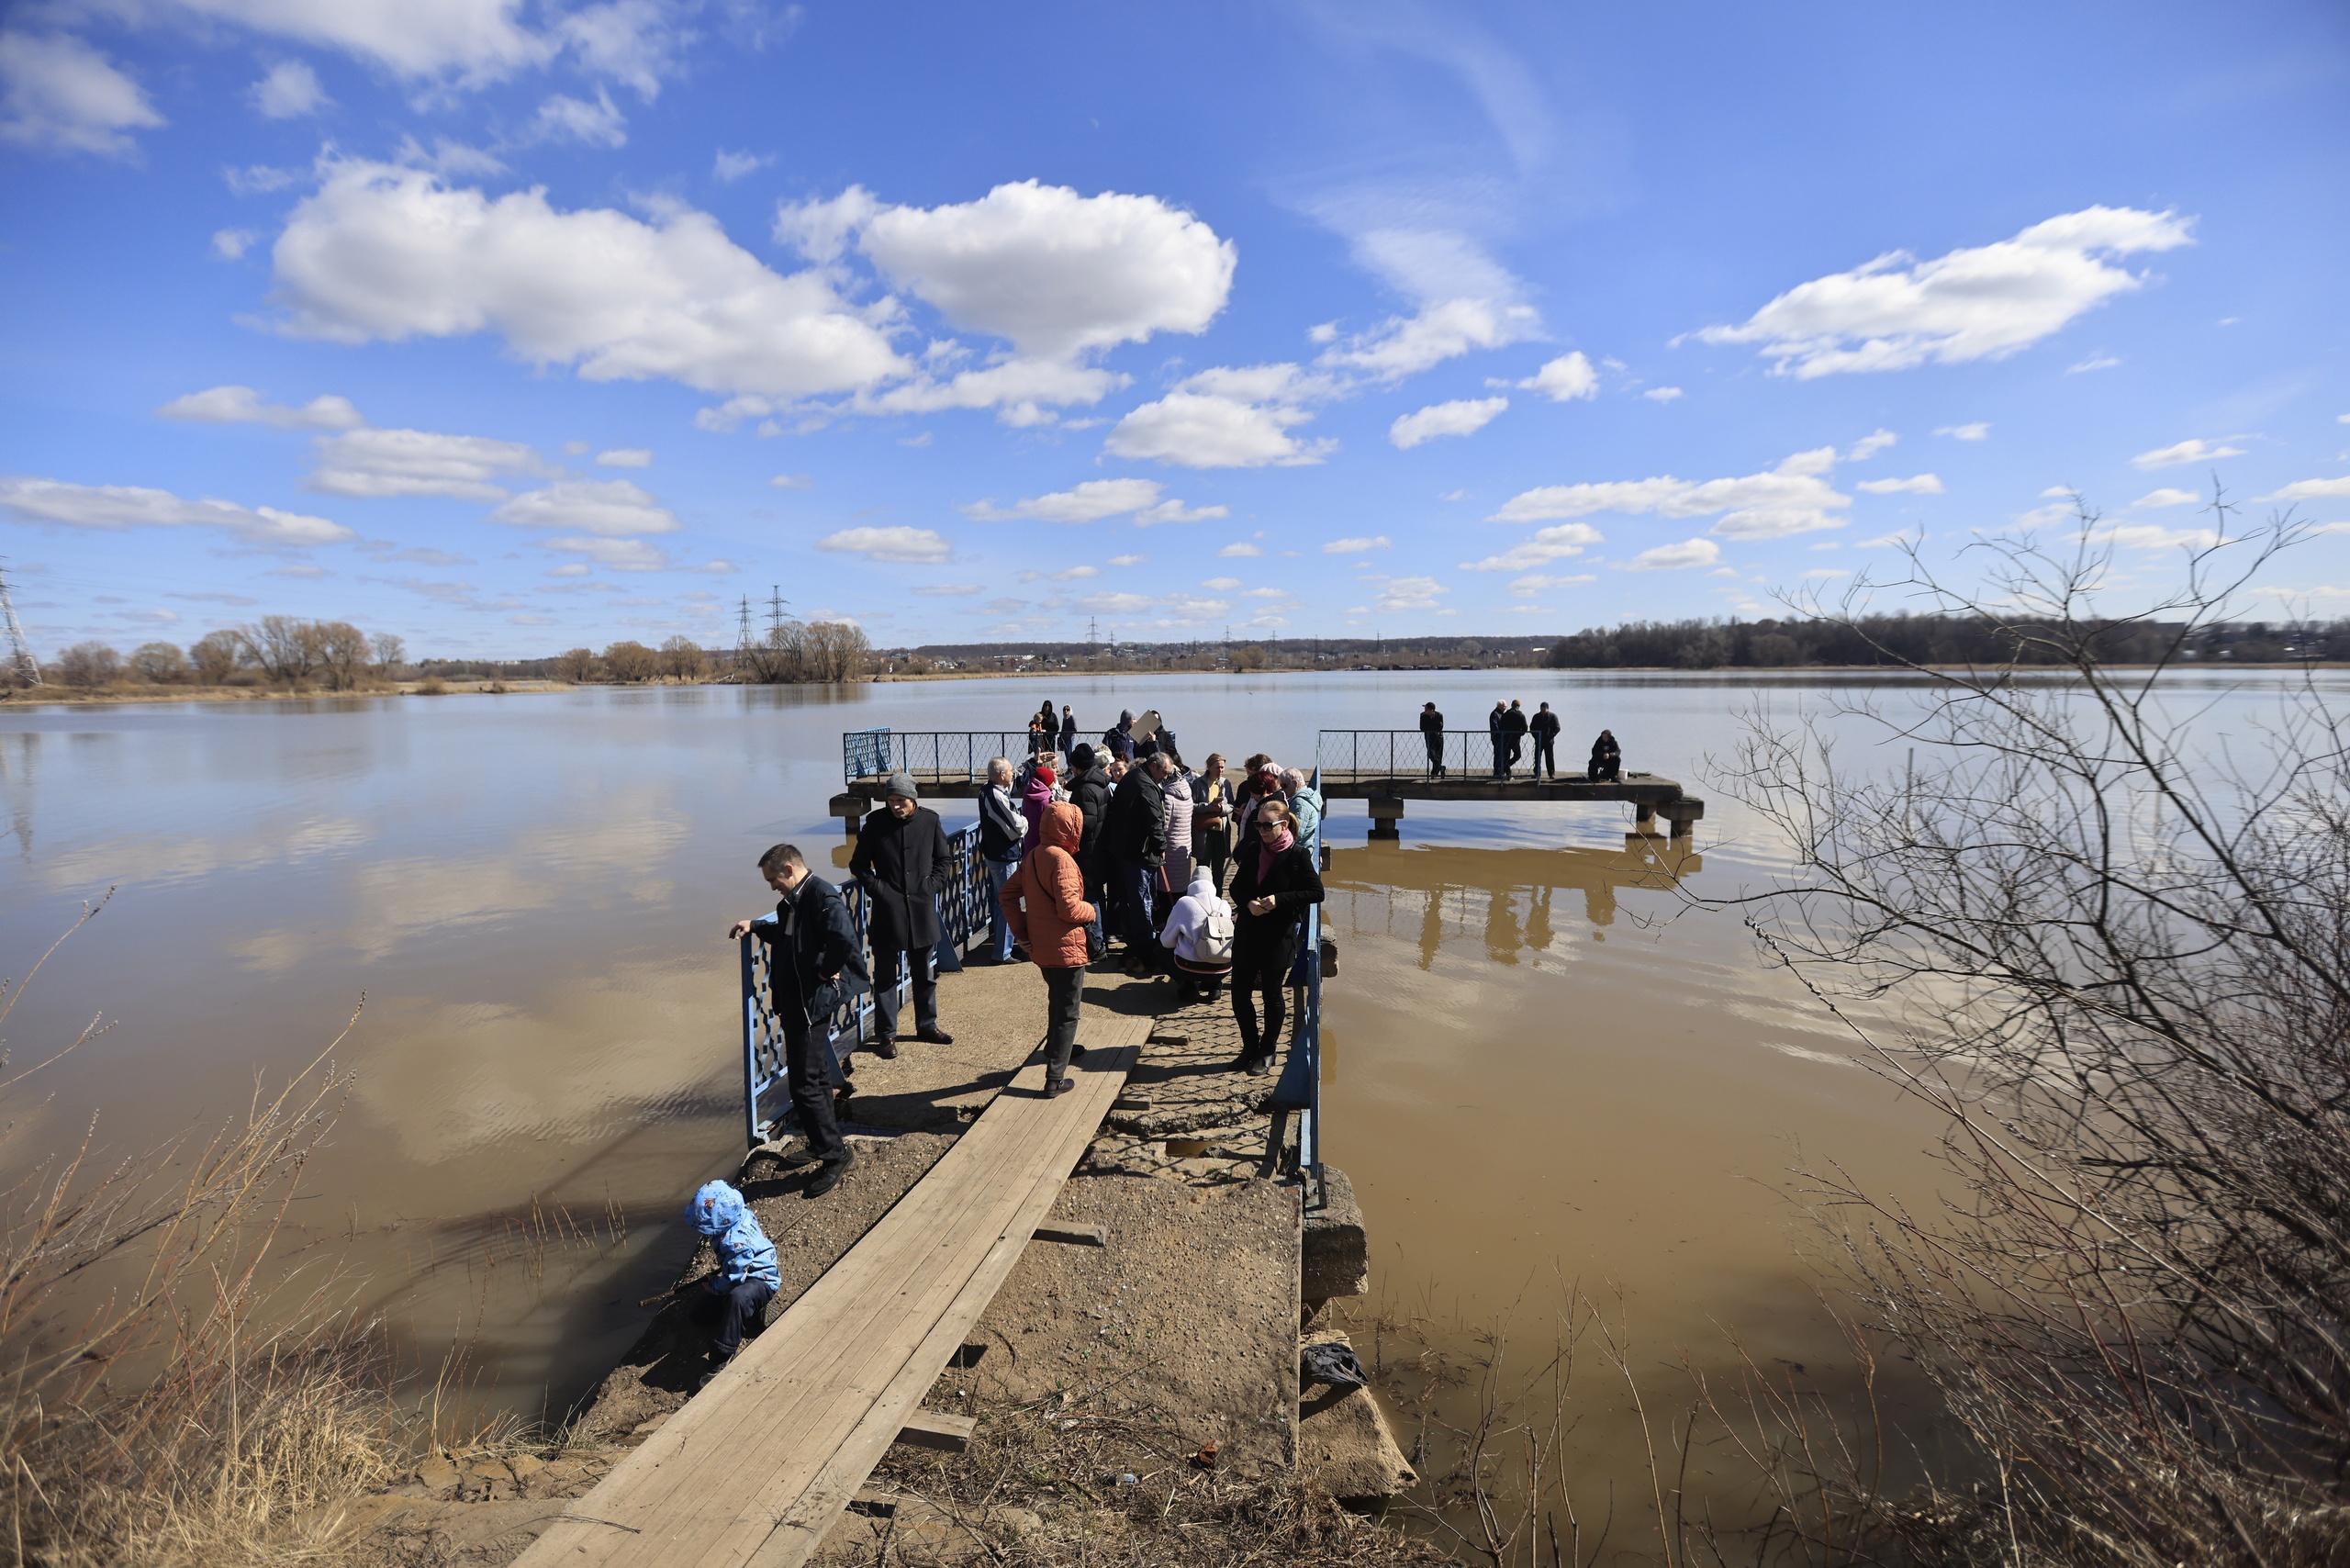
[0,561,40,686]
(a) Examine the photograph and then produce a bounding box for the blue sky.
[2,0,2346,657]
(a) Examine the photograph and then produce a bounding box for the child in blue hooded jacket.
[686,1180,781,1382]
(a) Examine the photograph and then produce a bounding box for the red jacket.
[1001,802,1096,969]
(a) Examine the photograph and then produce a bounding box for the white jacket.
[1158,871,1232,965]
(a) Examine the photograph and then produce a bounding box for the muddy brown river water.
[4,669,2332,1549]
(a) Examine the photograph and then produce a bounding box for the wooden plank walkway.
[514,1013,1148,1568]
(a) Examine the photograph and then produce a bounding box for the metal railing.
[1262,768,1326,1207]
[843,728,1050,788]
[739,822,992,1147]
[1317,727,1593,780]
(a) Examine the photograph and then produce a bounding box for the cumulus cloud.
[0,476,352,545]
[1508,572,1594,597]
[964,477,1223,525]
[1493,448,1852,540]
[1938,421,1991,441]
[2261,476,2350,503]
[1316,230,1539,381]
[1018,566,1100,582]
[491,478,678,535]
[1517,352,1596,402]
[595,448,652,467]
[1390,397,1506,449]
[912,582,982,597]
[310,428,553,500]
[2133,487,2200,508]
[712,149,770,182]
[1324,536,1391,554]
[1218,542,1264,557]
[1369,575,1448,611]
[1641,386,1684,403]
[0,31,164,157]
[249,60,328,118]
[1460,522,1604,571]
[523,88,626,148]
[212,228,258,258]
[273,159,908,398]
[2084,523,2223,550]
[815,526,953,563]
[1697,207,2195,377]
[2134,438,2245,470]
[160,384,364,430]
[542,535,667,571]
[1847,430,1898,462]
[1106,364,1337,469]
[1624,538,1721,571]
[1202,576,1242,590]
[1854,474,1943,495]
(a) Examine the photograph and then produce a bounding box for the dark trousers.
[1491,734,1507,777]
[1533,736,1557,778]
[692,1278,776,1359]
[871,944,937,1038]
[1042,964,1084,1078]
[1231,939,1297,1061]
[786,1018,849,1159]
[1424,737,1445,778]
[1109,856,1160,956]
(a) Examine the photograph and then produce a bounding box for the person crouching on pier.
[1227,799,1325,1076]
[1588,728,1622,782]
[850,772,956,1058]
[1160,867,1235,1003]
[1000,801,1097,1097]
[730,845,866,1193]
[685,1180,780,1385]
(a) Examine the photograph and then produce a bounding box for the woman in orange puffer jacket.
[999,801,1098,1095]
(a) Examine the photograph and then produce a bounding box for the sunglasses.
[1256,820,1285,833]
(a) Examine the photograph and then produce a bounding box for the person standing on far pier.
[1058,703,1077,759]
[1489,700,1510,778]
[1530,701,1561,780]
[849,772,956,1058]
[1419,701,1447,778]
[1503,699,1530,779]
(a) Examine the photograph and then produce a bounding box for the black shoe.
[805,1153,854,1198]
[1227,1053,1259,1073]
[695,1350,734,1392]
[1044,1076,1075,1098]
[914,1025,955,1046]
[1246,1053,1274,1077]
[869,1036,899,1059]
[779,1145,823,1169]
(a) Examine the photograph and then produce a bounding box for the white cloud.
[2133,487,2200,509]
[274,160,908,398]
[225,162,300,193]
[595,447,652,467]
[1624,538,1721,571]
[963,477,1223,525]
[1105,363,1336,469]
[491,478,678,535]
[783,179,1234,360]
[159,384,364,430]
[1938,421,1990,441]
[1846,429,1898,462]
[1698,207,2195,377]
[1390,397,1506,449]
[542,535,667,571]
[769,473,811,489]
[1017,566,1099,582]
[815,526,952,563]
[1641,386,1684,403]
[145,0,574,84]
[523,88,626,148]
[1324,536,1391,554]
[1106,553,1144,566]
[2086,523,2222,550]
[0,476,352,545]
[2068,353,2121,374]
[1854,474,1943,495]
[0,31,164,157]
[212,228,258,259]
[1507,572,1593,596]
[1317,230,1539,381]
[2134,438,2245,470]
[1517,352,1596,402]
[249,60,328,118]
[2260,476,2350,502]
[1802,567,1852,580]
[912,582,982,597]
[1201,576,1243,590]
[311,428,551,500]
[1218,542,1264,557]
[712,149,770,183]
[1493,449,1851,540]
[1460,522,1606,571]
[1077,591,1155,614]
[1370,575,1448,611]
[1242,587,1290,599]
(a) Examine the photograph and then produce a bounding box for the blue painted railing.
[1262,767,1325,1206]
[842,729,1037,789]
[738,821,990,1148]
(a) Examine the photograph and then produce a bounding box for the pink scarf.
[1257,824,1293,881]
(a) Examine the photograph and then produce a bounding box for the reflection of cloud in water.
[37,815,376,891]
[231,790,690,971]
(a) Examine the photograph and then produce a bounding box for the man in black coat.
[1488,700,1509,778]
[1225,797,1326,1076]
[1529,701,1561,780]
[1588,729,1622,783]
[1100,751,1169,972]
[1067,743,1113,957]
[729,843,871,1194]
[1419,700,1447,778]
[848,771,955,1056]
[1502,700,1530,779]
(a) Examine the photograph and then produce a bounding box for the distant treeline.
[1544,615,2350,669]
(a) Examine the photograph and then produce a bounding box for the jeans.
[1042,964,1084,1078]
[1491,734,1507,778]
[784,1017,848,1159]
[1533,736,1556,778]
[691,1278,776,1359]
[983,855,1019,959]
[871,944,937,1038]
[1110,857,1159,954]
[1231,936,1297,1062]
[1424,737,1445,778]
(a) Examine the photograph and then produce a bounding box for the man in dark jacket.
[730,843,871,1195]
[1419,701,1447,778]
[1529,701,1561,780]
[1067,743,1113,956]
[1100,751,1169,972]
[848,772,955,1056]
[1488,700,1510,778]
[1226,798,1326,1075]
[1588,729,1622,783]
[1502,700,1530,779]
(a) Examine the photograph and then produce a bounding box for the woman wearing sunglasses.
[1225,798,1325,1076]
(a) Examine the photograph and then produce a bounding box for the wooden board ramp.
[515,1013,1149,1568]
